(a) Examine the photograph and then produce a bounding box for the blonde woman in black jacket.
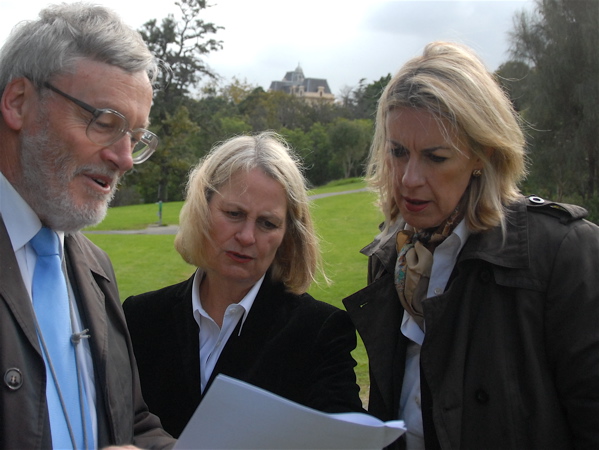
[344,41,599,450]
[124,132,363,438]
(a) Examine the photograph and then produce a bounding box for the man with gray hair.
[0,3,175,448]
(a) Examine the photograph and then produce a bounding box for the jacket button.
[4,368,23,390]
[475,388,489,404]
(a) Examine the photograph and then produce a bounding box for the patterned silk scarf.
[394,209,463,331]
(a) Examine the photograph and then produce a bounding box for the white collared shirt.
[0,172,46,296]
[0,172,98,448]
[191,269,263,393]
[399,219,470,449]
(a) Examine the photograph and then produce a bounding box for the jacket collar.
[360,219,403,276]
[362,197,534,274]
[459,198,530,269]
[65,233,111,282]
[172,276,202,402]
[0,216,40,352]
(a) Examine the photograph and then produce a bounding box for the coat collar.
[360,219,403,276]
[63,232,113,366]
[362,197,537,274]
[65,233,112,282]
[0,216,40,352]
[459,198,530,269]
[173,276,202,401]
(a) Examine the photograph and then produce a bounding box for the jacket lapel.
[173,277,201,401]
[344,219,406,416]
[0,216,41,353]
[64,233,110,368]
[205,279,280,392]
[344,273,405,417]
[62,233,115,441]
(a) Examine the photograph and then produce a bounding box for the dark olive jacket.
[344,196,599,450]
[123,274,364,438]
[0,218,175,449]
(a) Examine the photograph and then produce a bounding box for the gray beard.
[18,121,119,234]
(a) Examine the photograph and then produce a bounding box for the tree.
[133,0,223,202]
[328,118,373,179]
[508,0,599,199]
[187,86,247,151]
[126,106,200,203]
[218,77,259,105]
[338,75,391,120]
[305,123,338,186]
[238,89,313,131]
[141,0,222,107]
[281,123,338,187]
[495,60,532,113]
[352,75,392,120]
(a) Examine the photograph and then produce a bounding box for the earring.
[472,169,482,178]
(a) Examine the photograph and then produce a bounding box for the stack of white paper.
[175,374,405,449]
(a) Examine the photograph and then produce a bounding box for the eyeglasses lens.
[87,111,158,164]
[131,131,158,164]
[87,110,127,146]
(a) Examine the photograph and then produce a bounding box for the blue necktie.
[31,227,90,449]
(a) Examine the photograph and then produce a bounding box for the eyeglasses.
[43,82,158,164]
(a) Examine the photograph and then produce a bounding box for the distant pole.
[157,200,163,226]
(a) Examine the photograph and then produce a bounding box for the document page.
[175,374,406,449]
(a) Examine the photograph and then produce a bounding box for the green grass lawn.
[85,179,383,404]
[85,201,184,231]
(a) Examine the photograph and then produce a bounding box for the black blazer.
[123,274,363,437]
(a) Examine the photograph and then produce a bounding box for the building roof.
[269,64,333,95]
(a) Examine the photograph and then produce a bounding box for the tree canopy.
[119,0,223,203]
[506,0,599,202]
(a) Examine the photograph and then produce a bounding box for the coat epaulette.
[525,195,588,224]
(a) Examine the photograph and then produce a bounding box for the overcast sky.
[0,0,535,96]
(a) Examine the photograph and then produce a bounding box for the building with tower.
[268,64,335,104]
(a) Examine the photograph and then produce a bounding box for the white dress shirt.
[399,220,470,449]
[191,269,263,392]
